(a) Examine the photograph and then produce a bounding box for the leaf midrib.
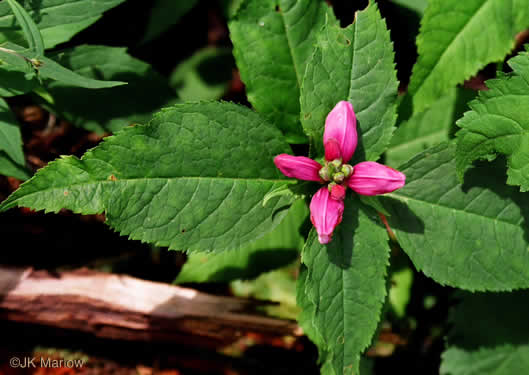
[1,175,290,210]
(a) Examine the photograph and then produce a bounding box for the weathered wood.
[0,266,300,347]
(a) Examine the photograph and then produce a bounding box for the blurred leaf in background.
[175,199,308,284]
[0,0,127,49]
[46,45,176,133]
[140,0,199,44]
[170,47,234,102]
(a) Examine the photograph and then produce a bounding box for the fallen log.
[0,266,300,348]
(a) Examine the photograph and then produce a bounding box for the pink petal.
[347,162,406,196]
[324,138,342,161]
[324,101,357,163]
[310,187,345,244]
[330,184,346,201]
[274,154,322,181]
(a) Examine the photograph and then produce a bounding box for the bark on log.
[0,266,300,347]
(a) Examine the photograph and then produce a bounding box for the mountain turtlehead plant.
[274,101,406,243]
[2,0,529,374]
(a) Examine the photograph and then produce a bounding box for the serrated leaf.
[47,45,175,133]
[301,199,390,375]
[408,0,529,114]
[300,2,398,162]
[456,49,529,191]
[5,0,45,56]
[440,291,529,375]
[0,42,126,89]
[0,0,126,48]
[0,102,294,253]
[229,0,333,143]
[140,0,198,44]
[386,88,475,168]
[170,47,234,102]
[174,199,308,283]
[381,142,529,291]
[0,98,24,166]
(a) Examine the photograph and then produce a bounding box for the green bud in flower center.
[330,159,342,169]
[341,164,354,178]
[333,172,345,183]
[319,166,331,181]
[319,159,354,184]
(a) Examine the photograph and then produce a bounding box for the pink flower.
[274,101,405,244]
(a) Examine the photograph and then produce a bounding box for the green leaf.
[229,0,333,143]
[0,42,126,89]
[386,88,475,168]
[381,142,529,291]
[39,17,101,49]
[170,47,234,102]
[174,199,308,283]
[0,0,127,48]
[231,262,300,319]
[0,152,30,180]
[408,0,529,114]
[300,2,398,162]
[300,199,390,375]
[221,0,245,18]
[389,266,413,318]
[0,44,38,96]
[456,48,529,191]
[47,45,175,133]
[391,0,428,15]
[140,0,198,44]
[440,291,529,375]
[0,98,24,165]
[5,0,45,56]
[0,102,294,253]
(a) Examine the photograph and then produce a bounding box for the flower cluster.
[274,101,405,244]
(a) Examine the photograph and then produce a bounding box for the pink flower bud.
[330,184,346,201]
[347,162,406,196]
[324,138,342,161]
[310,187,344,244]
[274,154,322,181]
[324,101,357,163]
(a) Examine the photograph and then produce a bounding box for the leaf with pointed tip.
[408,0,529,114]
[440,291,529,375]
[301,199,390,375]
[0,102,294,253]
[0,42,126,89]
[456,48,529,192]
[300,2,398,162]
[381,142,529,291]
[229,0,333,143]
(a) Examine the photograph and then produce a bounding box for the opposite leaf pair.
[274,101,405,244]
